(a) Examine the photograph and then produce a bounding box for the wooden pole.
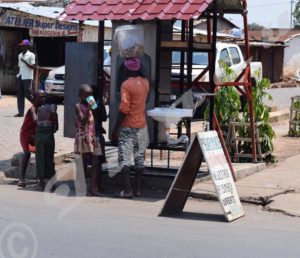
[97,21,105,101]
[242,0,257,162]
[209,0,218,130]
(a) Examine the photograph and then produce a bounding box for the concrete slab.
[3,151,74,179]
[191,181,289,204]
[269,109,290,123]
[266,193,300,217]
[192,154,300,215]
[0,171,5,181]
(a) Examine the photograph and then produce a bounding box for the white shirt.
[18,50,36,80]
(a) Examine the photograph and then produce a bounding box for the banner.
[0,9,79,37]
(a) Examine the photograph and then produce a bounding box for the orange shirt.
[119,76,149,128]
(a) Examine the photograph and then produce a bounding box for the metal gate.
[64,42,98,138]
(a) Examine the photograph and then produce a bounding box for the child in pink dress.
[75,84,102,196]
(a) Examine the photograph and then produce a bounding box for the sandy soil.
[1,95,298,167]
[272,121,300,162]
[271,79,300,89]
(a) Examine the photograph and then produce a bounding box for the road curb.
[191,162,267,199]
[1,152,74,180]
[269,109,290,123]
[194,162,266,185]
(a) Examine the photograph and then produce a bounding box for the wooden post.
[209,0,218,130]
[97,21,105,101]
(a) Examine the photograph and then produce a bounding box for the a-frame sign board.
[159,131,244,222]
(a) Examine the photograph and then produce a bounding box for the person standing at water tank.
[112,58,149,198]
[15,39,36,117]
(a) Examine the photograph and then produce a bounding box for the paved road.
[0,185,299,258]
[265,87,300,109]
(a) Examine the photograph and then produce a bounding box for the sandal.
[14,114,24,117]
[114,190,133,199]
[33,182,44,192]
[17,180,26,188]
[88,190,103,197]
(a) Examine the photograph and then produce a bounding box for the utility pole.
[291,0,294,29]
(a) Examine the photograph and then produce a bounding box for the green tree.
[293,1,300,29]
[248,23,265,30]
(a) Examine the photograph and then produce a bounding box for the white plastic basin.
[147,107,193,128]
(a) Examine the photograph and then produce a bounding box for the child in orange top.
[112,58,149,198]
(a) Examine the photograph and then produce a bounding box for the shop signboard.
[0,9,79,37]
[160,131,244,222]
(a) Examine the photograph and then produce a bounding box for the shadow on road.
[12,179,169,203]
[163,211,226,223]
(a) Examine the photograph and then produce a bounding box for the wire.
[249,1,294,8]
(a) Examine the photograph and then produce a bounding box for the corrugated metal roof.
[0,2,62,19]
[249,29,300,43]
[61,0,214,21]
[173,25,236,38]
[0,2,112,27]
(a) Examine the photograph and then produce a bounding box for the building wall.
[241,45,284,83]
[82,25,112,42]
[0,28,28,93]
[283,36,300,78]
[0,24,110,93]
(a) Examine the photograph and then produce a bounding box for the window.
[219,49,231,66]
[229,47,241,65]
[172,51,181,64]
[172,52,208,66]
[193,52,208,66]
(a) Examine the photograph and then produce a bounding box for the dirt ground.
[271,79,300,89]
[1,95,298,167]
[272,121,300,162]
[147,119,300,166]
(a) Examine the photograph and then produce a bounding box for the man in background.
[15,39,36,117]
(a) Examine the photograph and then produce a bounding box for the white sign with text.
[198,131,244,222]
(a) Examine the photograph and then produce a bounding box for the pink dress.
[74,103,102,155]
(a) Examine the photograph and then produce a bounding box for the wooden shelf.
[233,137,263,142]
[234,152,270,159]
[289,121,300,124]
[161,41,187,48]
[160,41,212,51]
[194,42,212,51]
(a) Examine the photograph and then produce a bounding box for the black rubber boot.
[135,167,144,197]
[122,166,132,193]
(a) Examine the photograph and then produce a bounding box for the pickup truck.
[171,42,263,91]
[44,45,112,102]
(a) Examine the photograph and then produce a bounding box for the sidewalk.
[0,95,74,172]
[191,154,300,217]
[0,95,265,181]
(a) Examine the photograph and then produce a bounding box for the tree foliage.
[248,23,265,30]
[293,1,300,28]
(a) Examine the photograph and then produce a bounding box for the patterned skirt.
[74,134,102,156]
